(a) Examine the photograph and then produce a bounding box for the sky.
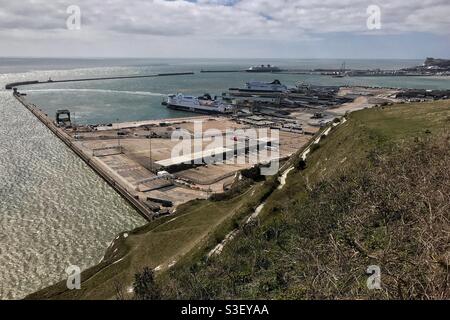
[0,0,449,59]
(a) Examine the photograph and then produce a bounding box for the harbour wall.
[13,93,154,221]
[5,72,194,90]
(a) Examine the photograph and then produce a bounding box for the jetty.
[12,93,155,221]
[5,72,194,90]
[200,69,243,73]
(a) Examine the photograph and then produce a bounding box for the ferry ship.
[229,80,288,96]
[164,93,234,114]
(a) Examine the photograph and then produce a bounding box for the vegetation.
[27,167,279,299]
[136,100,450,300]
[27,100,450,300]
[158,134,449,299]
[132,267,161,300]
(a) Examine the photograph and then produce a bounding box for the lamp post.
[149,131,152,172]
[116,118,121,152]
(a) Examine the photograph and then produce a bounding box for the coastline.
[13,93,155,222]
[3,59,449,299]
[5,81,404,299]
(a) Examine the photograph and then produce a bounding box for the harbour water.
[1,58,449,299]
[0,88,146,299]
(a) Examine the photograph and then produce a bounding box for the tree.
[296,158,307,170]
[133,267,162,300]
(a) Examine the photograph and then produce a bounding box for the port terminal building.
[155,137,277,172]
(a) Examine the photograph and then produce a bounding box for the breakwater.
[5,72,194,90]
[13,93,154,221]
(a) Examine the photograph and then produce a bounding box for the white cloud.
[0,0,449,37]
[0,0,448,57]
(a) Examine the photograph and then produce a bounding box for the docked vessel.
[331,62,347,78]
[246,64,282,73]
[226,80,288,104]
[165,93,234,114]
[229,80,288,95]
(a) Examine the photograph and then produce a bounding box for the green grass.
[156,100,450,300]
[28,175,279,300]
[28,100,450,300]
[302,101,449,182]
[260,100,449,226]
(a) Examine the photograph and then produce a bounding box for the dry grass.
[160,134,450,300]
[278,134,450,299]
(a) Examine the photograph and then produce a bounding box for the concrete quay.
[13,93,155,221]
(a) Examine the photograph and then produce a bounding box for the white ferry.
[229,80,288,97]
[165,93,234,114]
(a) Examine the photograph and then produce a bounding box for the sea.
[1,58,449,299]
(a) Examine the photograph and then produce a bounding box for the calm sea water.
[6,58,450,125]
[0,58,449,299]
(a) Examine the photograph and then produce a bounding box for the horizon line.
[0,56,434,61]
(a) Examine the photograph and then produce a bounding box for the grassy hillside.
[28,100,449,300]
[27,172,279,299]
[154,101,450,299]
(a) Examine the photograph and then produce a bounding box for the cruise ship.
[164,93,234,114]
[229,80,288,95]
[246,64,282,73]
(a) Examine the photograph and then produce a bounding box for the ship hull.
[166,103,227,114]
[228,89,284,99]
[229,88,285,93]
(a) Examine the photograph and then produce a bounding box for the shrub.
[295,158,307,170]
[133,267,162,300]
[310,143,320,153]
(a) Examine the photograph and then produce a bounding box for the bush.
[133,267,161,300]
[210,178,253,201]
[241,165,263,180]
[295,158,307,170]
[310,143,320,153]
